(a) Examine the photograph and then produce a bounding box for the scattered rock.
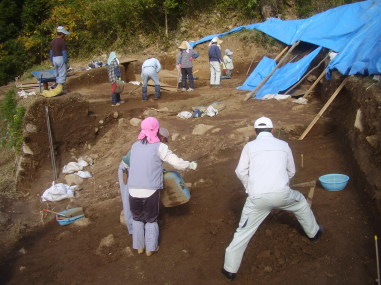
[366,135,379,148]
[172,133,179,141]
[113,111,119,119]
[25,123,37,133]
[96,234,115,255]
[22,144,33,155]
[118,118,125,126]
[143,109,157,116]
[72,217,90,227]
[19,248,26,255]
[211,128,221,133]
[264,266,273,272]
[99,120,104,125]
[130,118,142,126]
[354,109,363,132]
[64,174,84,186]
[19,266,26,272]
[120,210,126,226]
[192,124,214,135]
[124,246,134,257]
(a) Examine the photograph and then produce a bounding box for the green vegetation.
[0,0,359,85]
[0,89,25,153]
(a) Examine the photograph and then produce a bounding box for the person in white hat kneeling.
[222,116,323,281]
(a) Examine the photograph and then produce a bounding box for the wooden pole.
[303,69,326,99]
[244,41,300,101]
[45,106,58,181]
[285,53,330,95]
[274,46,289,61]
[246,52,257,76]
[299,77,349,140]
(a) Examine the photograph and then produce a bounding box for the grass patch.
[0,89,25,154]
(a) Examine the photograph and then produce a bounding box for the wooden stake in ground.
[246,52,257,76]
[244,41,300,101]
[376,235,380,285]
[299,77,349,140]
[45,106,58,181]
[274,46,289,61]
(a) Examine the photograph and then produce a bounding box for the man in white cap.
[208,37,223,88]
[43,26,70,97]
[222,116,323,281]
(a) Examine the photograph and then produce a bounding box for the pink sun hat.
[138,117,160,143]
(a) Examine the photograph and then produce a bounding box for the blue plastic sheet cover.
[238,47,322,99]
[190,0,381,77]
[236,57,275,91]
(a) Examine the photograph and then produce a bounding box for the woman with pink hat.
[127,117,197,256]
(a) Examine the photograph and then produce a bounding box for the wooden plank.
[246,52,257,76]
[274,46,289,61]
[299,77,349,140]
[244,41,300,101]
[302,69,326,99]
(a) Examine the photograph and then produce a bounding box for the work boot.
[309,225,324,243]
[42,84,63,97]
[146,246,159,257]
[221,268,236,281]
[138,248,144,254]
[187,88,194,92]
[154,85,161,99]
[142,86,148,101]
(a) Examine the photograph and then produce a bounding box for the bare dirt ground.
[0,39,379,285]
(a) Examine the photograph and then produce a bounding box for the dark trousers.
[129,190,160,223]
[181,67,194,89]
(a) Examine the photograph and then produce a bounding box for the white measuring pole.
[45,106,58,181]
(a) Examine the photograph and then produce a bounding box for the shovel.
[43,209,68,218]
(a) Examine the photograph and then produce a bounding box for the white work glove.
[188,161,197,170]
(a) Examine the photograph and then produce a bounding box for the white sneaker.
[187,88,194,92]
[181,88,186,92]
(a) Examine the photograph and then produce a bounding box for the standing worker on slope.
[43,26,70,98]
[208,37,223,88]
[128,117,197,256]
[222,116,324,281]
[141,57,161,101]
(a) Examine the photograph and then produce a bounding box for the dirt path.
[0,47,379,284]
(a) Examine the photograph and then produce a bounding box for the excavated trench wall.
[321,74,381,215]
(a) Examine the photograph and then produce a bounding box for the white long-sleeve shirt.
[235,132,295,198]
[129,143,190,198]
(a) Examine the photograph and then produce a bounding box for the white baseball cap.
[254,117,273,129]
[57,26,70,35]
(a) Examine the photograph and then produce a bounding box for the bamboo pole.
[299,77,349,140]
[303,69,326,99]
[45,106,58,181]
[274,46,289,61]
[246,52,257,76]
[244,41,300,101]
[285,53,330,95]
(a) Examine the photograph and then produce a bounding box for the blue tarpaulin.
[237,47,322,99]
[191,0,381,98]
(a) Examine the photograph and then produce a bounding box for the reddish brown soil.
[0,44,379,285]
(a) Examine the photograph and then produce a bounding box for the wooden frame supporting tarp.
[298,77,349,140]
[244,41,300,101]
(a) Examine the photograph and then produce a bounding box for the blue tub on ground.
[56,207,85,226]
[161,170,190,207]
[319,174,349,191]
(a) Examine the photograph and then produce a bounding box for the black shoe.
[221,268,236,281]
[309,225,324,243]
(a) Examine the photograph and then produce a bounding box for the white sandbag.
[206,105,218,117]
[75,171,92,178]
[62,162,84,174]
[41,182,76,202]
[177,111,193,119]
[77,159,89,168]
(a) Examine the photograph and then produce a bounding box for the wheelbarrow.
[31,70,56,92]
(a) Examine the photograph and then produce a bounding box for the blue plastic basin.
[319,174,349,191]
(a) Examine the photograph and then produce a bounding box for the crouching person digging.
[222,117,323,281]
[128,117,197,256]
